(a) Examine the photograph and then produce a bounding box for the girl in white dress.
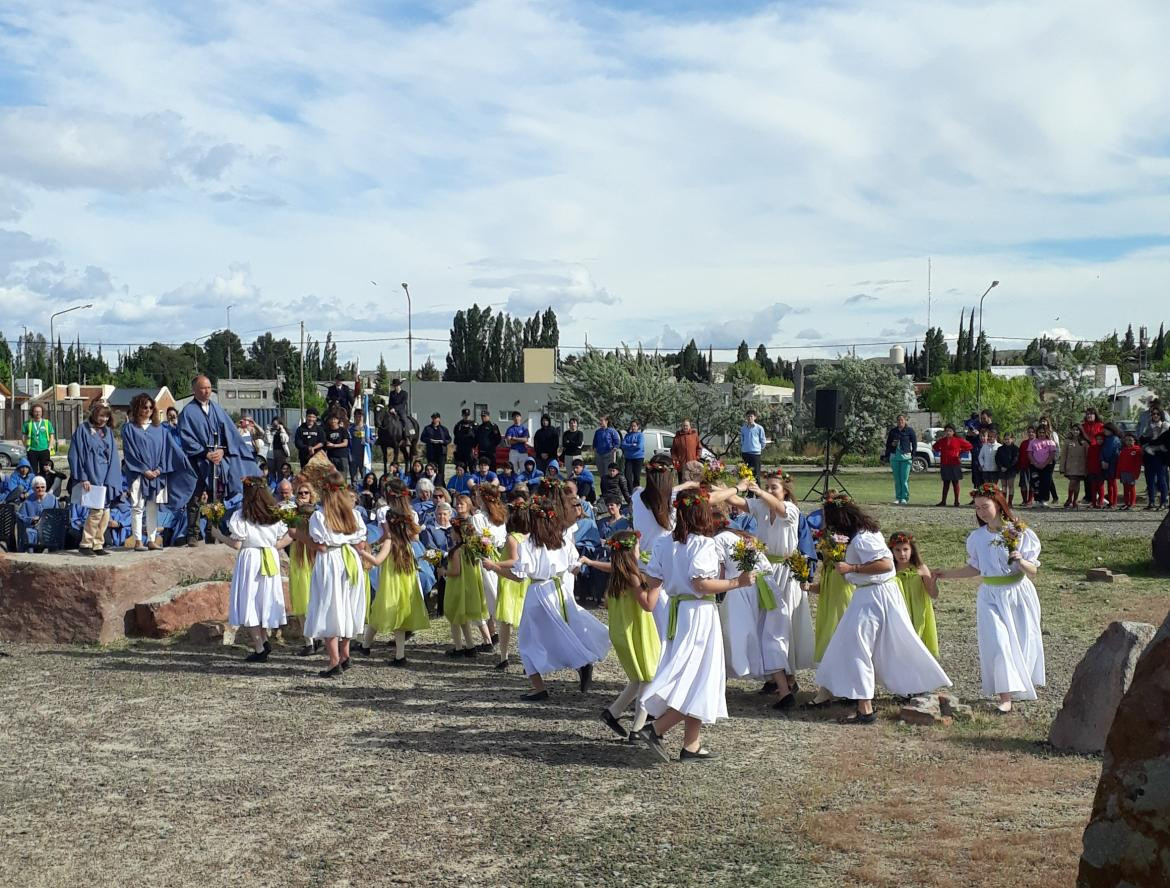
[724,475,814,709]
[934,484,1045,713]
[485,495,610,701]
[304,470,368,678]
[813,498,951,724]
[472,485,509,645]
[637,490,755,763]
[220,477,293,662]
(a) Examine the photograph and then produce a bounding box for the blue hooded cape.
[177,399,259,501]
[121,420,197,507]
[68,422,123,501]
[17,491,59,547]
[4,457,34,498]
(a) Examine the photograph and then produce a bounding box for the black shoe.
[94,548,111,556]
[389,657,408,667]
[757,681,778,695]
[476,642,494,653]
[245,649,269,662]
[296,644,315,657]
[490,633,499,645]
[840,711,877,725]
[600,709,628,739]
[263,640,272,654]
[789,679,800,695]
[445,648,464,658]
[405,631,414,640]
[494,657,509,670]
[522,690,549,702]
[79,548,96,557]
[339,658,351,672]
[772,693,796,711]
[679,747,714,762]
[463,647,477,658]
[353,644,371,657]
[313,639,322,652]
[636,726,670,763]
[578,663,594,693]
[317,665,341,679]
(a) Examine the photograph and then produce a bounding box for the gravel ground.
[1,506,1160,887]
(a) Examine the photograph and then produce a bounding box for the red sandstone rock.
[187,620,226,645]
[1078,608,1170,887]
[135,582,229,637]
[0,547,237,644]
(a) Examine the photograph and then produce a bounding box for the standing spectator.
[294,408,324,467]
[1118,432,1143,511]
[1084,431,1104,508]
[600,461,631,507]
[1081,408,1104,446]
[977,428,1001,490]
[68,399,123,556]
[1017,427,1035,506]
[883,414,917,505]
[592,415,621,474]
[931,424,972,506]
[1059,427,1087,509]
[561,417,584,464]
[504,411,529,473]
[348,409,373,480]
[670,418,702,473]
[740,409,767,478]
[323,413,351,477]
[1139,404,1169,510]
[995,432,1020,505]
[533,414,560,472]
[420,412,452,479]
[474,410,502,468]
[325,375,354,416]
[22,403,56,482]
[452,408,477,469]
[1100,423,1123,509]
[1027,424,1060,507]
[621,419,645,492]
[268,418,290,481]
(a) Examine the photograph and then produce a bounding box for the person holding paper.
[68,399,123,557]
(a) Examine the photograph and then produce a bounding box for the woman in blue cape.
[68,399,123,556]
[122,393,196,550]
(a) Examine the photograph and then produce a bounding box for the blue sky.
[2,0,1169,372]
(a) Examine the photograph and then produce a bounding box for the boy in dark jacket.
[599,461,631,507]
[994,433,1020,505]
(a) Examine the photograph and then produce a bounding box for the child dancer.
[483,505,530,670]
[812,498,951,724]
[934,484,1044,713]
[472,485,509,644]
[288,480,320,656]
[636,490,752,762]
[304,470,368,678]
[1118,432,1143,510]
[485,496,610,700]
[931,425,971,507]
[889,531,939,659]
[712,524,766,689]
[442,516,492,659]
[359,510,430,665]
[222,477,293,661]
[810,496,855,669]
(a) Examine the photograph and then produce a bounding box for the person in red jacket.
[1118,432,1143,510]
[1084,433,1103,508]
[932,424,973,506]
[669,418,702,480]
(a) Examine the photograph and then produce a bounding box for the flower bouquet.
[737,463,755,484]
[274,505,301,527]
[815,532,848,562]
[200,502,226,522]
[701,459,732,486]
[995,519,1028,555]
[730,537,766,572]
[423,548,443,566]
[784,551,811,583]
[461,529,496,561]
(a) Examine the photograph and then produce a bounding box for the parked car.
[494,442,535,467]
[0,441,27,469]
[640,427,716,462]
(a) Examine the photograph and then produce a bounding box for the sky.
[2,0,1169,375]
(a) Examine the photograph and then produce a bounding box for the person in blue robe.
[16,477,58,550]
[4,457,34,503]
[800,506,824,580]
[122,394,197,550]
[177,376,258,546]
[68,401,123,555]
[105,494,133,548]
[412,539,437,597]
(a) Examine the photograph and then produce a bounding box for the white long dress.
[304,509,368,639]
[641,535,728,724]
[632,488,676,640]
[646,535,675,641]
[514,538,611,676]
[715,530,766,678]
[815,531,951,699]
[472,512,508,617]
[748,499,815,675]
[966,525,1046,700]
[227,512,288,629]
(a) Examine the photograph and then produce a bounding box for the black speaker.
[814,387,845,431]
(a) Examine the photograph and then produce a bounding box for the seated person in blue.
[570,496,605,605]
[569,459,595,503]
[411,478,437,525]
[446,463,472,496]
[468,456,498,489]
[4,457,35,504]
[565,479,594,520]
[495,463,517,492]
[16,475,58,551]
[728,499,758,534]
[596,495,631,539]
[105,493,134,548]
[516,457,543,486]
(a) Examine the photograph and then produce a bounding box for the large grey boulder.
[1049,621,1156,755]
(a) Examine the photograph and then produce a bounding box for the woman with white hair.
[412,477,436,524]
[17,476,58,551]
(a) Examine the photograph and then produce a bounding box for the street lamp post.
[975,280,1000,410]
[50,303,93,404]
[401,283,413,411]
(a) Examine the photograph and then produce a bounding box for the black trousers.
[426,447,446,480]
[623,458,643,493]
[741,452,763,477]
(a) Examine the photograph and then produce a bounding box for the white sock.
[394,631,405,660]
[462,623,478,650]
[609,680,641,717]
[631,699,650,733]
[498,622,512,659]
[451,623,463,649]
[363,626,376,647]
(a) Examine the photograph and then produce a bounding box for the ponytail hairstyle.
[640,454,675,530]
[672,488,714,542]
[477,484,508,526]
[604,530,644,599]
[528,495,564,549]
[822,495,880,539]
[242,476,281,525]
[887,530,923,567]
[382,510,421,572]
[321,470,359,534]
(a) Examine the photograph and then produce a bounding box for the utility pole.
[924,257,932,380]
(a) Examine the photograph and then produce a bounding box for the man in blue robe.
[16,476,58,550]
[177,375,258,546]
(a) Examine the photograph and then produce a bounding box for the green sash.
[755,575,777,611]
[259,547,278,577]
[981,573,1020,586]
[667,594,716,640]
[552,575,569,622]
[341,544,361,588]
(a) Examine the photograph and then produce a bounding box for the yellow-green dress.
[288,542,312,617]
[813,560,855,663]
[443,547,489,625]
[896,566,939,659]
[607,591,662,682]
[495,532,530,627]
[369,561,431,633]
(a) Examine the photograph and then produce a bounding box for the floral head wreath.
[384,511,415,529]
[324,479,347,493]
[674,489,710,508]
[242,476,264,489]
[765,470,793,485]
[889,531,914,545]
[528,496,559,519]
[823,489,851,505]
[970,482,1000,499]
[605,531,641,552]
[646,461,670,474]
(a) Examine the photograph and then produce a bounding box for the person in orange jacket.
[670,418,702,477]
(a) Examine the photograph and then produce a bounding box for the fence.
[0,403,83,446]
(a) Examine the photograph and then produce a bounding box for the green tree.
[1035,348,1112,433]
[114,367,157,389]
[680,379,793,458]
[246,333,297,380]
[552,347,685,428]
[736,340,751,363]
[374,354,391,396]
[202,330,245,382]
[539,308,559,348]
[416,357,441,381]
[120,342,204,394]
[724,359,768,384]
[321,332,339,380]
[925,371,1039,435]
[1154,322,1166,363]
[753,344,774,378]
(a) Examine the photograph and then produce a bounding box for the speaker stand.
[802,430,852,502]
